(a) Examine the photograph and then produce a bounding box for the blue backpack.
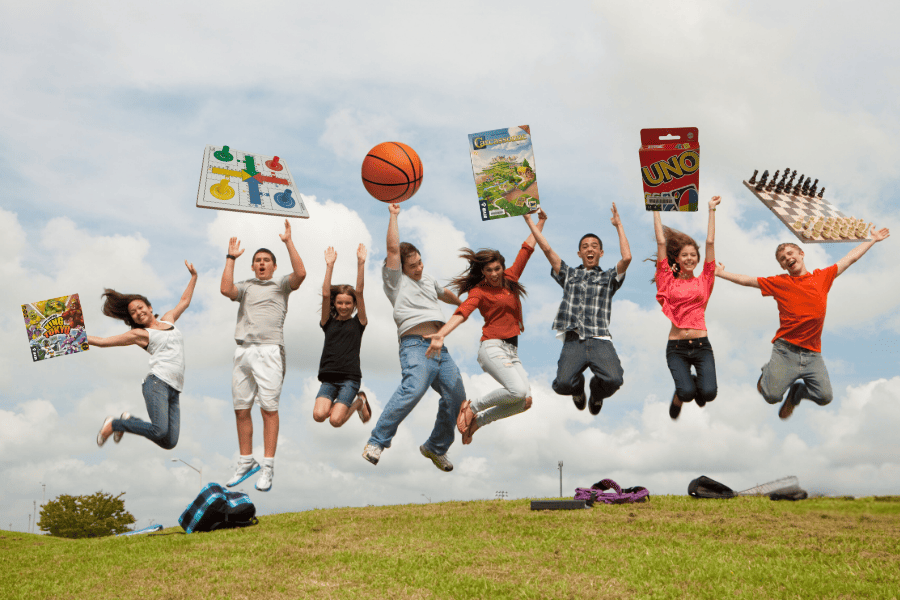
[178,483,258,533]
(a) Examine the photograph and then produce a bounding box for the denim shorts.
[316,379,361,407]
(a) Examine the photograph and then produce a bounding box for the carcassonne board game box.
[640,127,699,211]
[22,294,89,362]
[468,125,540,221]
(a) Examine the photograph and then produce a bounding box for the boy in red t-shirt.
[715,226,889,419]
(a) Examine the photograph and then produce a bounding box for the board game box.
[467,125,540,221]
[197,145,309,219]
[22,294,89,362]
[640,128,699,211]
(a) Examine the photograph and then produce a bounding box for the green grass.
[3,496,899,599]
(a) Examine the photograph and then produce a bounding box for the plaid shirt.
[551,261,624,338]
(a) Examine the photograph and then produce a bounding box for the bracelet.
[226,254,237,260]
[711,209,716,211]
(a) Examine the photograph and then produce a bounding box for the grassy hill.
[3,496,899,599]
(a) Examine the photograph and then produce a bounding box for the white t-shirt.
[146,321,185,392]
[382,263,446,338]
[233,276,293,346]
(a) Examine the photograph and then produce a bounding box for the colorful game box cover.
[197,145,310,219]
[22,294,89,362]
[640,128,699,211]
[468,125,540,221]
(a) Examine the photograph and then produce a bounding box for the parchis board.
[23,294,89,362]
[468,125,540,221]
[197,146,309,219]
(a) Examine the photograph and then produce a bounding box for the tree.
[38,491,136,538]
[522,159,530,170]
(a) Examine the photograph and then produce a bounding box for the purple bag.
[574,478,649,505]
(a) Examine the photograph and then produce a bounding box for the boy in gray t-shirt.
[363,203,466,472]
[220,220,306,492]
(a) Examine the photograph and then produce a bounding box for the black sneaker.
[572,392,586,411]
[588,396,603,415]
[669,392,682,420]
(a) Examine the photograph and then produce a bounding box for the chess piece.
[792,175,805,196]
[766,170,780,191]
[808,178,818,197]
[748,169,758,185]
[818,187,825,198]
[755,170,769,191]
[784,170,797,194]
[801,177,810,196]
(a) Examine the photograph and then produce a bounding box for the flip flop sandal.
[456,400,471,435]
[357,392,372,423]
[462,411,478,445]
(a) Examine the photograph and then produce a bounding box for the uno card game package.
[640,128,699,211]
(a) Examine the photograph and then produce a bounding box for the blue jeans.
[368,336,465,455]
[759,338,833,406]
[552,333,624,403]
[112,374,180,449]
[665,337,718,404]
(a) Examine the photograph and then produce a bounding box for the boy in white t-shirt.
[220,220,306,491]
[362,203,466,471]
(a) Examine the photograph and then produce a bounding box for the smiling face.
[334,293,356,319]
[776,245,807,276]
[676,244,700,276]
[252,250,277,280]
[402,252,424,281]
[127,299,153,327]
[481,260,504,287]
[577,236,603,269]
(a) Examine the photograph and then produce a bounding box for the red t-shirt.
[757,264,838,352]
[455,243,534,341]
[655,259,716,330]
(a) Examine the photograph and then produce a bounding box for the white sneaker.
[420,445,453,472]
[362,443,382,465]
[255,465,273,492]
[113,412,130,444]
[226,458,260,487]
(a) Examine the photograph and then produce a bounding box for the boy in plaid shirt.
[524,204,632,414]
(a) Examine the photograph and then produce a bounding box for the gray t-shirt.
[233,276,293,346]
[382,263,446,337]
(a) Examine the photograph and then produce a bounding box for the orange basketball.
[361,142,423,203]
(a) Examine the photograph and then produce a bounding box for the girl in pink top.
[651,196,721,419]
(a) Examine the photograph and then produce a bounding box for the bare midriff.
[400,321,442,339]
[668,323,708,340]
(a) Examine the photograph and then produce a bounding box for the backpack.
[178,483,258,533]
[687,475,736,499]
[574,478,650,505]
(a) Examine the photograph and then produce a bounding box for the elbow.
[620,256,633,268]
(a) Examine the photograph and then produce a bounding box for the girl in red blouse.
[425,209,547,443]
[650,196,721,419]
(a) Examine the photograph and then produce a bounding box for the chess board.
[743,181,870,244]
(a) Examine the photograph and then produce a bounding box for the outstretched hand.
[279,219,292,243]
[357,243,367,264]
[610,202,621,227]
[871,226,890,243]
[715,262,726,277]
[324,246,337,266]
[709,195,722,210]
[228,237,245,259]
[423,334,443,359]
[388,203,401,216]
[185,260,197,276]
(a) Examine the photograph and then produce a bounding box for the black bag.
[178,483,258,533]
[688,476,736,499]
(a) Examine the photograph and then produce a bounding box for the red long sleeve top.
[455,243,534,341]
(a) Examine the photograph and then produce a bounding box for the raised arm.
[715,262,760,288]
[161,261,198,323]
[280,219,306,290]
[653,211,666,264]
[220,237,243,300]
[424,314,467,359]
[705,196,721,264]
[611,202,632,275]
[386,203,401,271]
[321,247,336,326]
[356,243,368,326]
[835,226,890,276]
[88,329,150,349]
[524,209,562,275]
[523,208,547,248]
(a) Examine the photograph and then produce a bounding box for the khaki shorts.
[232,343,286,411]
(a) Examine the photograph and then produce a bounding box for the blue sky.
[1,1,898,532]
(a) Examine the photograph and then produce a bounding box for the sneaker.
[255,465,273,492]
[96,416,113,447]
[362,443,382,466]
[572,392,587,411]
[226,458,260,487]
[113,412,130,444]
[588,395,603,416]
[669,392,682,420]
[420,445,453,472]
[779,382,803,420]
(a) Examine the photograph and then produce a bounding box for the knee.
[159,438,177,450]
[329,415,344,428]
[698,386,718,404]
[816,390,833,406]
[523,396,533,411]
[552,379,574,395]
[760,389,782,404]
[313,406,330,423]
[507,381,530,400]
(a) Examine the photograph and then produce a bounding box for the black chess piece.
[784,170,797,194]
[766,170,780,191]
[807,178,818,197]
[818,187,825,198]
[801,177,810,196]
[792,174,805,196]
[775,170,788,193]
[755,169,769,191]
[748,169,758,184]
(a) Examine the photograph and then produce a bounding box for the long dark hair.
[646,226,700,283]
[449,248,527,300]
[326,284,359,319]
[100,289,157,329]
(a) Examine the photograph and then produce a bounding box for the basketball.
[361,142,423,203]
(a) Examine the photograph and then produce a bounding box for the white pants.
[232,343,285,411]
[472,339,531,426]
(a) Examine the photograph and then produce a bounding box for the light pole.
[558,461,563,498]
[171,458,203,488]
[421,494,431,503]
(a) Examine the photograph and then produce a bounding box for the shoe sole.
[96,417,113,447]
[226,464,261,487]
[362,447,380,465]
[588,398,603,415]
[573,396,586,411]
[420,445,452,472]
[255,477,272,492]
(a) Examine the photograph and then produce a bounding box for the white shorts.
[232,343,286,411]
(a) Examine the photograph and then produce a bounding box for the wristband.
[226,254,237,260]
